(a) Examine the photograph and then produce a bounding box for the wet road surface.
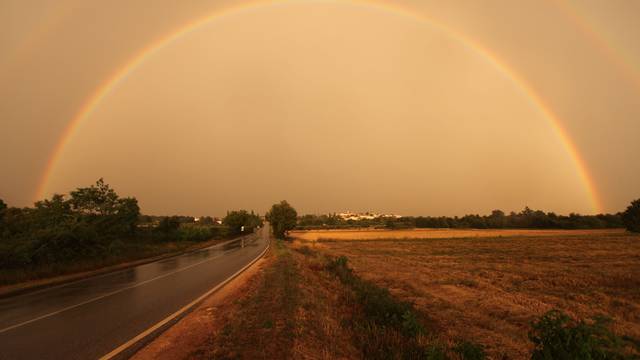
[0,225,270,360]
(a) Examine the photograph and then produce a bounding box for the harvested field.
[291,228,624,241]
[295,229,640,359]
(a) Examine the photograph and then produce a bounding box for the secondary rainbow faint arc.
[551,0,640,93]
[35,0,603,213]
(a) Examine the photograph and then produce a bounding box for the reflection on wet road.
[0,225,270,360]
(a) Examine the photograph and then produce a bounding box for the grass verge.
[197,240,484,359]
[202,239,301,358]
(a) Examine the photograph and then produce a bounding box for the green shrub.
[529,310,630,360]
[422,344,450,360]
[31,224,103,264]
[325,255,487,360]
[178,226,213,242]
[295,245,316,257]
[156,216,181,234]
[107,239,126,256]
[453,340,486,360]
[327,256,423,335]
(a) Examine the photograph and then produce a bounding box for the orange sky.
[1,0,638,216]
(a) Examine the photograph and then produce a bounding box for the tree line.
[0,179,264,276]
[297,202,640,233]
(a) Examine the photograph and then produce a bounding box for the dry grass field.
[291,228,625,241]
[293,229,640,359]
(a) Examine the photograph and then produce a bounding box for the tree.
[266,201,297,239]
[68,179,140,236]
[0,199,6,235]
[157,216,181,234]
[69,178,119,216]
[621,199,640,233]
[199,216,214,225]
[223,210,261,236]
[223,210,249,235]
[0,198,6,222]
[33,194,73,228]
[112,197,140,235]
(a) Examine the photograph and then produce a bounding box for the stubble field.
[292,228,640,359]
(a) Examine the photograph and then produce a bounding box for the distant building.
[337,211,401,221]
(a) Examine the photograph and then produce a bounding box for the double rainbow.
[34,0,604,213]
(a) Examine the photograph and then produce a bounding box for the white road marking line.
[99,238,270,360]
[0,250,235,334]
[1,236,246,299]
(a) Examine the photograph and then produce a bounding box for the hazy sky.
[1,0,638,216]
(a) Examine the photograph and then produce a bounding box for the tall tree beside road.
[266,200,297,239]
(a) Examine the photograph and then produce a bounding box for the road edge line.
[99,236,271,360]
[0,234,254,300]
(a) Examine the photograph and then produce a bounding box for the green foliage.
[0,198,7,216]
[453,341,486,360]
[621,199,640,233]
[199,216,215,225]
[266,200,297,239]
[0,182,236,285]
[325,255,485,359]
[223,210,262,236]
[68,178,119,216]
[66,179,140,236]
[156,216,181,235]
[326,256,424,336]
[298,207,624,230]
[0,179,140,270]
[422,344,450,360]
[529,310,631,360]
[177,225,213,242]
[0,198,6,234]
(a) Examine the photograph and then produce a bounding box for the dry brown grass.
[295,229,640,359]
[291,228,624,242]
[161,240,360,359]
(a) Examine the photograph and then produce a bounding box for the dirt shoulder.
[133,239,361,359]
[132,245,270,360]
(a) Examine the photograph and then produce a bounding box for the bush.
[529,310,629,360]
[178,226,213,242]
[31,224,102,264]
[327,256,423,336]
[325,255,486,359]
[156,216,181,234]
[453,341,486,360]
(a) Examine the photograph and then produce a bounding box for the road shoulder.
[131,245,272,360]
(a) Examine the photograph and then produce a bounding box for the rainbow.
[551,0,640,92]
[35,0,603,213]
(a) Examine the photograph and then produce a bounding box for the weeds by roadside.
[323,253,485,360]
[529,310,639,359]
[205,239,301,359]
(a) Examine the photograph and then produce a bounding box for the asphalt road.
[0,224,270,360]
